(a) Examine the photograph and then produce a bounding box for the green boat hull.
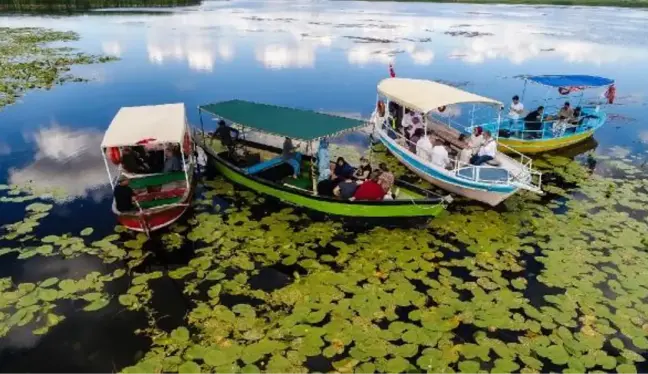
[204,147,447,218]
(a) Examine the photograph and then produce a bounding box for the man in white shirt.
[508,95,524,120]
[470,130,497,165]
[416,134,433,161]
[430,139,451,169]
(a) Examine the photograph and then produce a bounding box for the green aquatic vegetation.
[5,148,648,373]
[0,27,118,109]
[0,269,125,337]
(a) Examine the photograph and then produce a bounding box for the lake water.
[1,0,648,372]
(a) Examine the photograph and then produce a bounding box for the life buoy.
[377,100,386,117]
[107,147,121,165]
[438,106,447,112]
[183,132,192,154]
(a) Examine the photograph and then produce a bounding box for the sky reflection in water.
[1,2,648,371]
[1,0,648,195]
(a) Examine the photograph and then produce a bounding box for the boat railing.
[378,122,518,187]
[481,114,601,142]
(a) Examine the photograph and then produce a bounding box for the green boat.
[195,100,451,218]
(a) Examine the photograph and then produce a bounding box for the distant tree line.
[1,0,201,11]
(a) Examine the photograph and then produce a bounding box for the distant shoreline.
[0,0,201,12]
[350,0,648,8]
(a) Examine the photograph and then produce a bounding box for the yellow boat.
[497,128,597,154]
[482,74,615,154]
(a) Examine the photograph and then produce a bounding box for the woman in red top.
[351,171,384,201]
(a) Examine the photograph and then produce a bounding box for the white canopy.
[101,103,187,148]
[377,78,502,113]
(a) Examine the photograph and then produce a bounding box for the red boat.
[100,103,195,236]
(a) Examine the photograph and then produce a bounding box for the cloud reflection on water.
[8,126,112,202]
[132,3,648,71]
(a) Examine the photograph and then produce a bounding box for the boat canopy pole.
[102,147,115,189]
[521,79,528,102]
[180,124,190,190]
[198,107,206,148]
[495,107,502,140]
[470,104,475,127]
[309,141,317,196]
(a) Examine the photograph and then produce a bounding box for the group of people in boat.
[120,145,183,174]
[317,155,396,201]
[414,127,497,168]
[507,95,596,139]
[379,101,499,169]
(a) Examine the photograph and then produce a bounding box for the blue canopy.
[526,75,614,88]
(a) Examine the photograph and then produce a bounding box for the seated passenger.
[377,163,395,196]
[458,134,472,165]
[114,178,135,213]
[416,134,433,161]
[470,130,497,166]
[557,101,573,120]
[121,147,149,174]
[354,157,372,181]
[468,127,484,153]
[524,106,545,138]
[350,171,385,201]
[409,128,425,153]
[317,178,336,197]
[214,120,240,153]
[333,176,358,200]
[570,107,583,125]
[163,147,182,172]
[430,139,451,169]
[333,157,354,181]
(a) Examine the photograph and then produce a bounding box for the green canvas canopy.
[199,100,366,142]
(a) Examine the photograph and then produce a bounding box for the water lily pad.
[458,360,480,373]
[83,297,110,311]
[171,327,190,343]
[384,357,409,373]
[118,294,138,307]
[617,364,637,374]
[80,227,94,236]
[178,361,201,374]
[25,203,52,213]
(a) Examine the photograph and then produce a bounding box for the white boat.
[370,78,542,206]
[100,103,196,235]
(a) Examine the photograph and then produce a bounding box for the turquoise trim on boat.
[379,132,516,194]
[480,107,606,143]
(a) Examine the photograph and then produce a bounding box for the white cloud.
[101,41,122,58]
[9,126,112,202]
[410,49,435,65]
[255,44,315,69]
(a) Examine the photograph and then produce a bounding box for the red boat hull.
[118,204,189,233]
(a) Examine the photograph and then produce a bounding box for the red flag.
[389,63,395,78]
[604,84,616,104]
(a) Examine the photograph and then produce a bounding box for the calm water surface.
[1,0,648,371]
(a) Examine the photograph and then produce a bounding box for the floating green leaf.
[80,227,94,236]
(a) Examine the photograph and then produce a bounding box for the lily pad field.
[3,139,648,373]
[2,21,648,374]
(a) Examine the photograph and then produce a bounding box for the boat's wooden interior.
[211,137,431,201]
